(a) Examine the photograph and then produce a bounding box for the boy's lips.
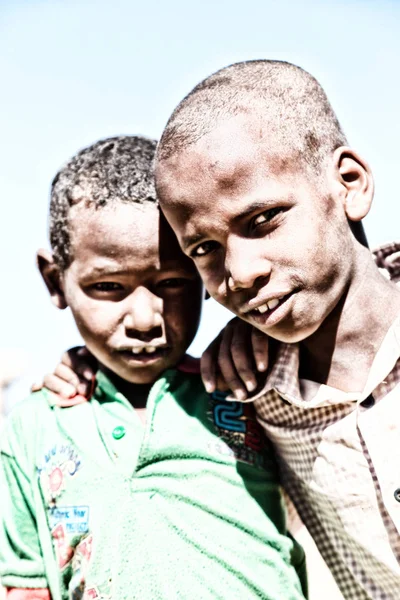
[116,345,170,365]
[240,289,292,315]
[242,292,294,328]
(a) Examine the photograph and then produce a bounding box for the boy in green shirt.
[0,136,306,600]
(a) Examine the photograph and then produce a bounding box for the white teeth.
[132,346,157,354]
[257,304,269,314]
[267,298,280,310]
[255,298,281,314]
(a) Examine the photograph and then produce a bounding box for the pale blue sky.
[1,0,399,408]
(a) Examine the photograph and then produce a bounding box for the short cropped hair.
[158,60,348,171]
[50,135,157,270]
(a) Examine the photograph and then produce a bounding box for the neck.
[299,245,400,392]
[102,368,153,408]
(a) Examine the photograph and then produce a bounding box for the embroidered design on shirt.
[70,534,94,599]
[52,522,75,568]
[51,524,93,593]
[83,581,112,600]
[209,390,267,467]
[37,443,81,504]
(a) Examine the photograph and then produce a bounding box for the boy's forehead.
[69,201,159,243]
[68,200,191,268]
[159,115,301,195]
[157,114,305,220]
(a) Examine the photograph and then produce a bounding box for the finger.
[61,346,97,381]
[31,382,43,392]
[53,363,92,397]
[48,392,89,408]
[230,321,257,392]
[251,327,269,372]
[218,325,248,401]
[60,346,85,368]
[77,346,91,357]
[215,371,229,391]
[201,337,220,393]
[54,363,82,390]
[42,373,77,399]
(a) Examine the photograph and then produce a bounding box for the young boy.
[153,60,400,599]
[0,136,306,600]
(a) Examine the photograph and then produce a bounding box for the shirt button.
[394,489,400,503]
[112,426,126,440]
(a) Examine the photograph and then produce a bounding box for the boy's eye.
[92,282,123,292]
[252,207,282,228]
[190,241,219,259]
[157,278,188,289]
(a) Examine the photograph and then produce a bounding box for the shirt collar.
[93,356,198,404]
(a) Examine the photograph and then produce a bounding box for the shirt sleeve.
[0,419,48,590]
[6,589,51,600]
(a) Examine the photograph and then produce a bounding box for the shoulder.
[1,389,53,457]
[6,389,53,423]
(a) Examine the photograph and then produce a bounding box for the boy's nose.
[123,287,164,336]
[226,239,272,291]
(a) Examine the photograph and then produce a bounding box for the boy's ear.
[333,147,374,221]
[37,249,68,310]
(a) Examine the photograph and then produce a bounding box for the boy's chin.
[106,354,182,385]
[256,321,321,344]
[112,364,167,385]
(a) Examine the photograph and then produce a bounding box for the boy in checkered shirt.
[154,60,400,599]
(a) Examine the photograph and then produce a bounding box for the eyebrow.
[231,199,283,224]
[81,265,130,278]
[182,232,207,251]
[182,198,287,250]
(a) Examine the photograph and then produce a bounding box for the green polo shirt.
[0,368,306,600]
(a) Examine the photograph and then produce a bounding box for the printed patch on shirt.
[37,443,81,503]
[49,505,89,535]
[208,390,268,468]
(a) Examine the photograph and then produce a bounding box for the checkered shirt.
[251,242,400,599]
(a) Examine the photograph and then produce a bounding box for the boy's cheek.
[164,301,198,341]
[199,271,224,304]
[71,306,116,343]
[182,291,203,326]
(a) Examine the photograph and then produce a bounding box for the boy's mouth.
[244,292,294,326]
[117,345,170,364]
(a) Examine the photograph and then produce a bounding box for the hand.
[201,318,269,401]
[31,347,98,406]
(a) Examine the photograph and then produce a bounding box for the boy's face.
[57,202,202,384]
[157,115,357,343]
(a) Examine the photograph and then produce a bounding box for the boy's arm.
[31,347,97,406]
[201,317,270,400]
[0,425,50,598]
[38,328,265,404]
